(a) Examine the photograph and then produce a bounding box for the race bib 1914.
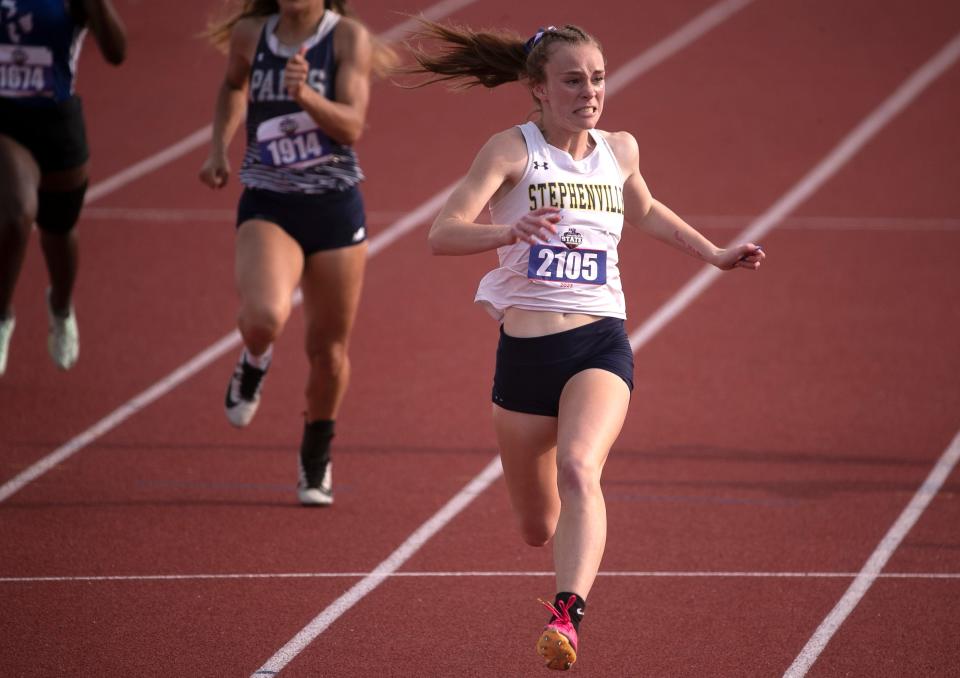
[256,111,332,169]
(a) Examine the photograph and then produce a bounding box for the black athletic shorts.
[236,185,366,255]
[492,316,635,417]
[0,96,89,173]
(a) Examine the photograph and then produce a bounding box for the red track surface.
[2,0,959,676]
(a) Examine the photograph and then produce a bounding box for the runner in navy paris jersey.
[200,0,392,507]
[405,21,766,671]
[0,0,126,377]
[239,8,363,193]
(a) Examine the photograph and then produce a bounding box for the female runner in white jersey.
[406,22,765,671]
[200,0,390,506]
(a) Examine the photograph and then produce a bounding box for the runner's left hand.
[715,243,765,270]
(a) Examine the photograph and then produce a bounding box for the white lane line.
[0,331,238,503]
[784,429,960,678]
[82,207,236,221]
[778,34,960,678]
[629,31,960,354]
[687,216,960,232]
[80,207,417,224]
[81,0,478,206]
[84,125,213,204]
[377,0,478,44]
[251,2,759,675]
[606,0,754,94]
[366,185,454,256]
[4,570,959,584]
[80,209,960,232]
[250,458,503,677]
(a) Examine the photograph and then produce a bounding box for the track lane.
[2,0,960,676]
[305,2,960,675]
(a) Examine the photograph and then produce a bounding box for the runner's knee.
[519,519,555,547]
[0,190,36,239]
[239,303,287,347]
[556,454,602,501]
[36,181,87,235]
[0,146,39,236]
[306,338,348,377]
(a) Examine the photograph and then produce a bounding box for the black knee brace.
[36,181,88,234]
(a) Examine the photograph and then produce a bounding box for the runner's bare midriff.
[502,308,603,338]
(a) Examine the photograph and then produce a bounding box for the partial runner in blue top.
[0,0,126,377]
[1,0,86,103]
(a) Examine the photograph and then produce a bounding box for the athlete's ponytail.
[322,0,398,79]
[325,0,350,14]
[403,21,601,89]
[205,0,276,50]
[204,0,396,78]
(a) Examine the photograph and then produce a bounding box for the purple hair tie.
[524,25,557,55]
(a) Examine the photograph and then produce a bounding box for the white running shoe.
[298,459,333,506]
[47,291,78,371]
[0,315,14,376]
[224,350,269,427]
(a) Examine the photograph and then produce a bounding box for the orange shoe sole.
[537,629,577,670]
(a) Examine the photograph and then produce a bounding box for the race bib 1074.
[0,45,54,97]
[527,244,607,285]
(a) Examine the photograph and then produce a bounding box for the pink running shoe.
[536,596,579,671]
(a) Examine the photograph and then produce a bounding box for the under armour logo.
[532,160,549,170]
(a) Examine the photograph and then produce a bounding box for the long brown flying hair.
[402,20,602,89]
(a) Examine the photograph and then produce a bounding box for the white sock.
[244,345,273,369]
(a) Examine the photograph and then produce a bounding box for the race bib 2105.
[527,244,607,285]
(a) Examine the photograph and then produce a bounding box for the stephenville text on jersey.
[528,181,625,214]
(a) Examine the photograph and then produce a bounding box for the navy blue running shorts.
[0,96,89,173]
[492,316,634,417]
[236,185,366,255]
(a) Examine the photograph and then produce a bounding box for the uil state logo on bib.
[527,224,607,286]
[560,228,583,249]
[279,116,299,136]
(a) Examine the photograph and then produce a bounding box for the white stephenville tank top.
[475,122,627,322]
